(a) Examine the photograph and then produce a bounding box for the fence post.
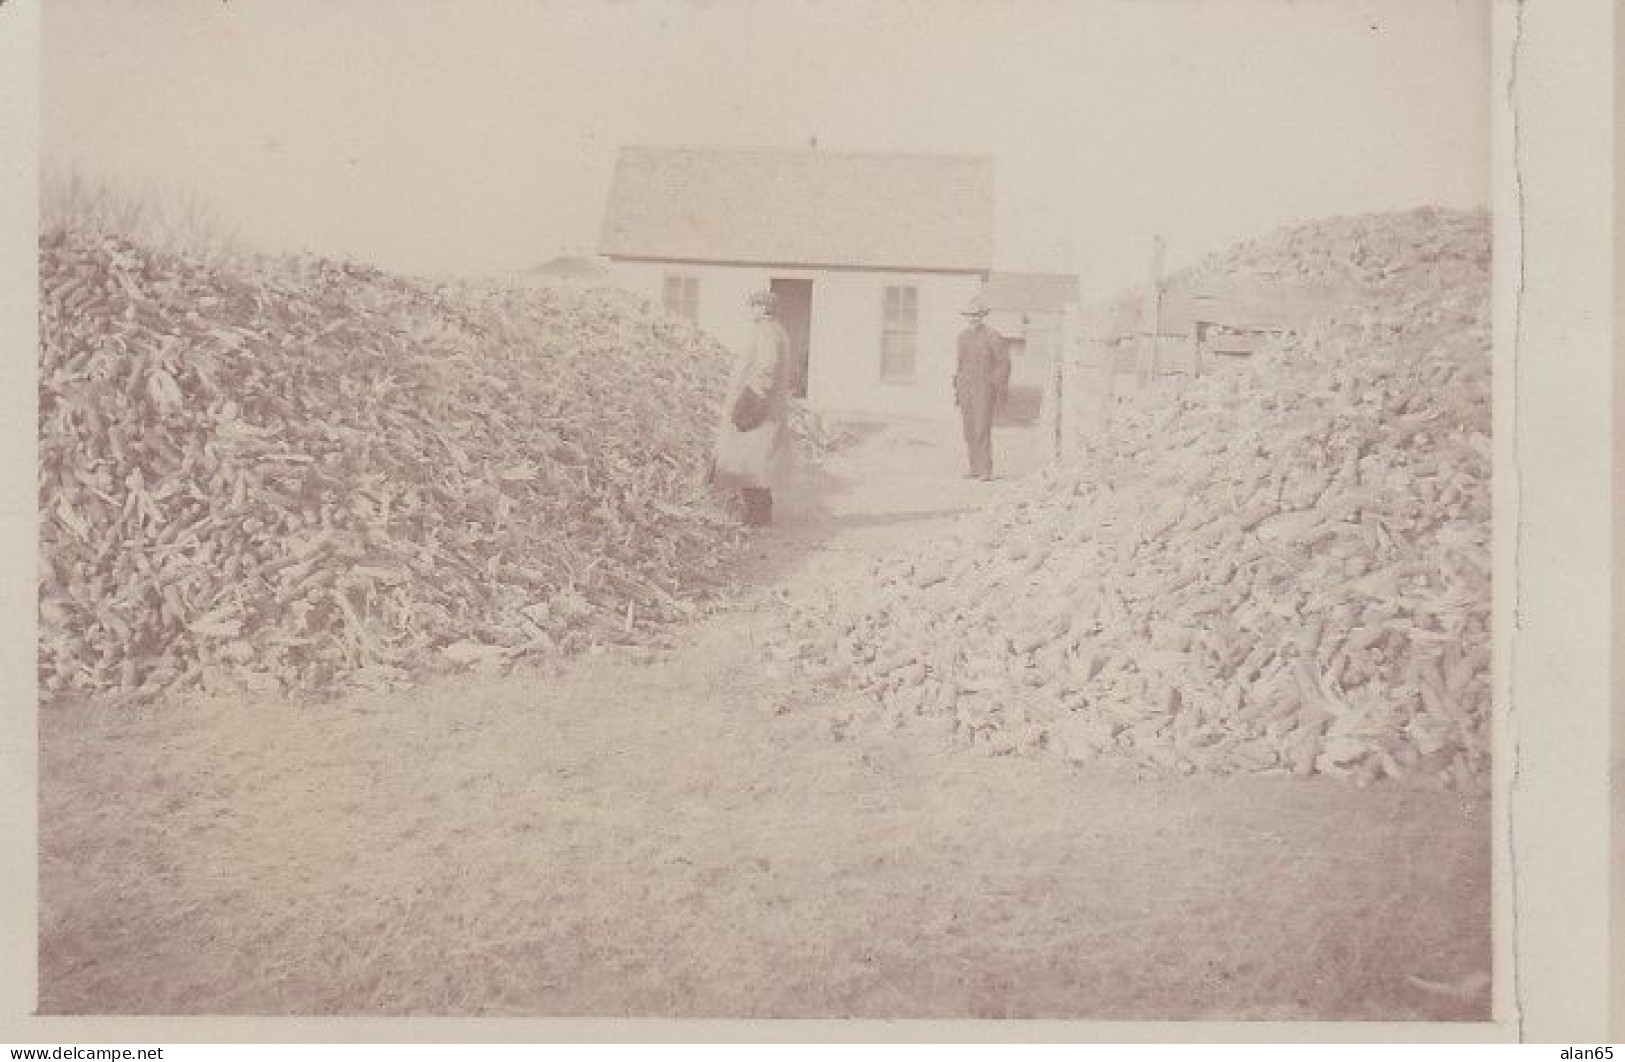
[1052,300,1115,461]
[1082,302,1115,447]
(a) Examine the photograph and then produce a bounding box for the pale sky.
[43,0,1491,295]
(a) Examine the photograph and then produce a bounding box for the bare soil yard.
[39,419,1490,1019]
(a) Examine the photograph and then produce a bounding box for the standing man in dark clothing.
[953,294,1009,480]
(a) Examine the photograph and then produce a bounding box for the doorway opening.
[770,278,813,399]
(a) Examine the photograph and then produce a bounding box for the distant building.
[1100,278,1315,374]
[597,145,994,418]
[519,253,611,287]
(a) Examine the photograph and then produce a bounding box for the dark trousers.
[959,385,996,479]
[741,487,773,526]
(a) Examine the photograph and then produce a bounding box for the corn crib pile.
[40,229,752,704]
[768,209,1491,791]
[1185,206,1489,290]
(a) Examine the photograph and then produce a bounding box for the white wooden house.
[597,146,994,418]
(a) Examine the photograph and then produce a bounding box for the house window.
[880,285,918,380]
[662,274,699,322]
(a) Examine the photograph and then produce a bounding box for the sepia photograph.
[28,0,1507,1025]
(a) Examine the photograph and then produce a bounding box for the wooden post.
[1052,328,1065,460]
[1135,235,1166,391]
[1050,306,1075,463]
[1082,301,1115,444]
[1051,299,1114,461]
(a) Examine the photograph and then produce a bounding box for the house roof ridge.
[598,142,995,272]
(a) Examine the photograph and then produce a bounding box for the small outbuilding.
[982,272,1080,422]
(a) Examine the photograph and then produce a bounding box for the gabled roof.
[985,272,1080,313]
[598,146,994,273]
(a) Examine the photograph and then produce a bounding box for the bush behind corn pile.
[40,227,747,705]
[771,207,1492,791]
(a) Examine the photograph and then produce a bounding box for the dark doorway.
[771,278,813,398]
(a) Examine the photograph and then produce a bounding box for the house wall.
[607,259,982,420]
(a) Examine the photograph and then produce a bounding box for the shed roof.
[598,146,994,273]
[985,272,1080,313]
[1165,279,1371,331]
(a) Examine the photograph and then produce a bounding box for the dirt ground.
[38,417,1491,1019]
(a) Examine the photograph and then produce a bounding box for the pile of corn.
[770,209,1491,791]
[40,228,746,704]
[1185,206,1490,292]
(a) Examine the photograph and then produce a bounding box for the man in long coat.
[710,289,793,526]
[953,295,1009,480]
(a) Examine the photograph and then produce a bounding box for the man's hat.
[749,289,778,313]
[961,294,990,317]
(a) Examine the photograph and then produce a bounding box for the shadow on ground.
[720,413,1028,591]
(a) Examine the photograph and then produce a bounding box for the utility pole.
[1053,305,1074,463]
[1135,235,1166,391]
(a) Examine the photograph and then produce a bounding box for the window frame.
[662,273,700,322]
[879,284,919,382]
